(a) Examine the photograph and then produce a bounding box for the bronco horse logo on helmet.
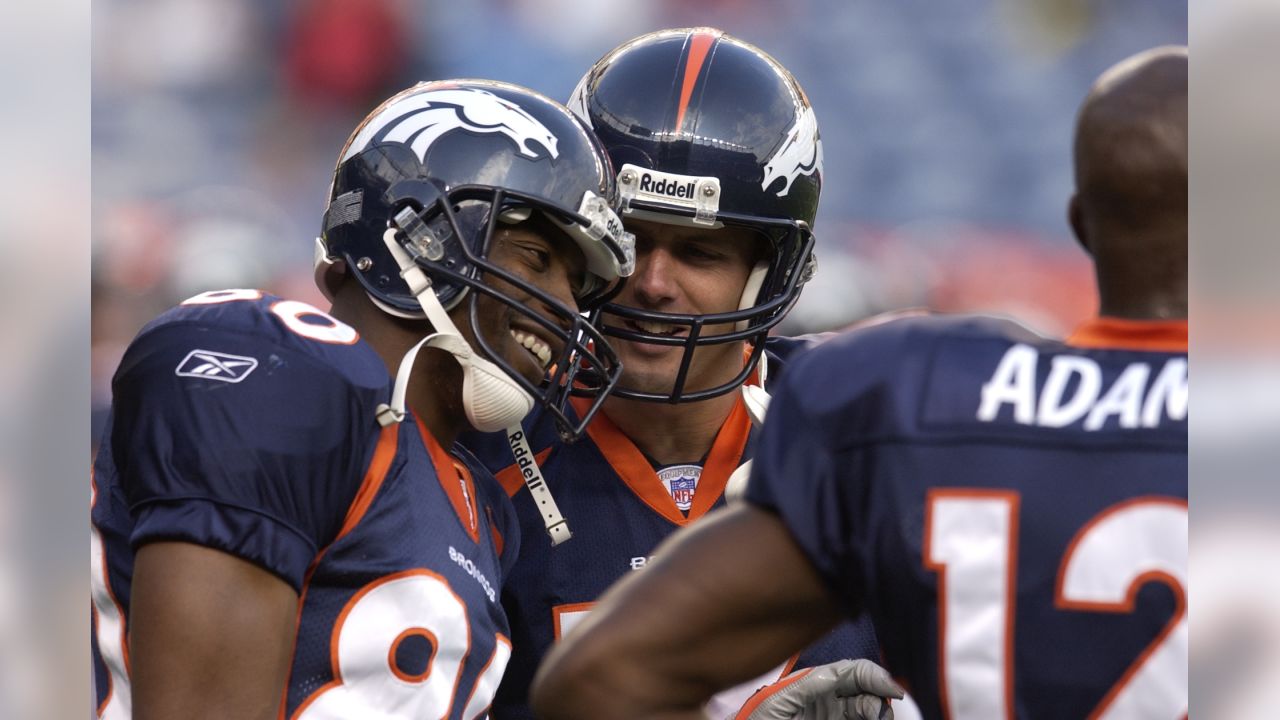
[341,86,561,165]
[760,105,823,198]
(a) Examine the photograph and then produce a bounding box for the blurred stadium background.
[90,0,1187,425]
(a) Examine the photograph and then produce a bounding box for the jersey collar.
[1066,316,1187,352]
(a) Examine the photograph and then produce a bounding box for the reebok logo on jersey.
[175,350,258,383]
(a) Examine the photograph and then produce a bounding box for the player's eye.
[682,243,724,263]
[514,242,552,271]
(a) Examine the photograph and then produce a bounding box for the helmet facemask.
[378,181,631,440]
[595,208,815,403]
[315,80,637,440]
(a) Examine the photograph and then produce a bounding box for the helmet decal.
[342,87,560,165]
[567,74,592,126]
[761,105,823,197]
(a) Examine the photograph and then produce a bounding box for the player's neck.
[1096,286,1187,321]
[330,285,468,446]
[404,350,469,446]
[601,391,739,466]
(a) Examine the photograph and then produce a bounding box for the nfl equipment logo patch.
[175,349,259,383]
[658,464,702,512]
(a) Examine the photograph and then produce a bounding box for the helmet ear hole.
[313,237,349,302]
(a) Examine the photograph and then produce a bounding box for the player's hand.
[730,659,905,720]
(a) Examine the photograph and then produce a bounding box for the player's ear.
[318,260,348,299]
[1068,194,1091,257]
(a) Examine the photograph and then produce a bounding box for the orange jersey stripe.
[494,447,554,498]
[333,424,399,541]
[569,394,751,527]
[1066,317,1187,352]
[280,423,399,718]
[416,416,482,543]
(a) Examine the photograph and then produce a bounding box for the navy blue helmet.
[569,28,821,402]
[316,79,635,439]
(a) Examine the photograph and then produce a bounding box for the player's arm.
[129,542,298,720]
[110,318,373,719]
[531,502,842,720]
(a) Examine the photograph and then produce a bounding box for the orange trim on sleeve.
[280,422,400,718]
[1066,317,1187,352]
[415,416,482,544]
[334,423,399,541]
[569,395,751,527]
[674,30,719,132]
[494,447,554,498]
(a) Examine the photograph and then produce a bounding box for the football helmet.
[569,27,821,402]
[316,79,636,439]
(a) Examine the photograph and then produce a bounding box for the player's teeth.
[636,320,676,334]
[511,330,553,368]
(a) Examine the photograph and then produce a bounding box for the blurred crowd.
[91,0,1185,421]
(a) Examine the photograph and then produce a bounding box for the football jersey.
[747,314,1188,719]
[464,336,881,720]
[90,289,520,720]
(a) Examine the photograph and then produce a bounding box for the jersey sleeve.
[744,381,868,613]
[744,327,913,615]
[109,322,380,591]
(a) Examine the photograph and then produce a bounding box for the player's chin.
[617,363,681,396]
[501,343,550,388]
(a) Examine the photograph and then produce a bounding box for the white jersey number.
[926,491,1187,719]
[91,477,131,720]
[180,290,358,345]
[294,570,509,720]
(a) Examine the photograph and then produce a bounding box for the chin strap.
[375,225,534,433]
[506,425,572,545]
[377,221,574,546]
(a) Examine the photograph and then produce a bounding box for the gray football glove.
[731,659,905,720]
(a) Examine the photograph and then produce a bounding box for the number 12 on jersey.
[925,490,1186,720]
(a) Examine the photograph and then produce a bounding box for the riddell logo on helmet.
[638,174,696,199]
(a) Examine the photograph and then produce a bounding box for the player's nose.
[627,247,678,306]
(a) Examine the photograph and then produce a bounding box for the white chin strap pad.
[429,333,535,433]
[379,227,535,433]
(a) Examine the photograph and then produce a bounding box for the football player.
[532,45,1189,720]
[460,28,882,719]
[89,80,635,719]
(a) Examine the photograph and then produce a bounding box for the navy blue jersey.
[90,289,520,720]
[464,336,881,719]
[747,315,1188,720]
